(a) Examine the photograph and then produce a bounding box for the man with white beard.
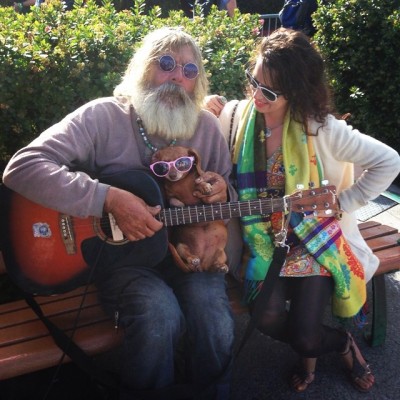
[3,28,235,399]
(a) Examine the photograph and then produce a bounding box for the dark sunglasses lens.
[159,55,175,72]
[261,88,277,102]
[153,162,169,176]
[175,157,193,171]
[183,63,199,79]
[246,71,277,102]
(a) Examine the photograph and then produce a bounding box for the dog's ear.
[188,148,204,175]
[151,150,161,163]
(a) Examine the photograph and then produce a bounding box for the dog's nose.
[167,166,182,181]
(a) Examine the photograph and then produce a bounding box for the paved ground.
[2,193,400,400]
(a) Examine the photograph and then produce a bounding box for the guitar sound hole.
[93,215,128,244]
[100,215,113,239]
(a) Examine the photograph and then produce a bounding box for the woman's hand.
[204,95,227,117]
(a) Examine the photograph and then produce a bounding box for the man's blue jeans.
[95,254,234,399]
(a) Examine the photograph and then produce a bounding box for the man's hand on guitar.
[104,187,163,241]
[193,172,228,203]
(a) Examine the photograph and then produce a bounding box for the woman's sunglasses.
[245,69,282,102]
[158,55,199,80]
[150,156,195,177]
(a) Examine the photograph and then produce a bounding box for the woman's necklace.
[264,122,283,138]
[136,117,176,153]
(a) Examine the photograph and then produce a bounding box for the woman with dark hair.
[206,28,400,393]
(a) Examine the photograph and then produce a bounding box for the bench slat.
[0,291,100,327]
[373,246,400,275]
[1,305,111,347]
[358,220,383,230]
[364,233,400,252]
[0,284,99,314]
[0,320,123,381]
[359,224,398,240]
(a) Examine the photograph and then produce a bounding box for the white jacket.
[220,100,400,282]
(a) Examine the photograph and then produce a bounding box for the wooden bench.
[0,221,399,381]
[357,220,400,346]
[0,250,246,381]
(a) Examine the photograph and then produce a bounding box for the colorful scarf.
[233,103,366,318]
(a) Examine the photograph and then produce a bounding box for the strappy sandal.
[290,369,315,393]
[341,332,375,393]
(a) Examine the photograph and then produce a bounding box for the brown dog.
[150,146,228,273]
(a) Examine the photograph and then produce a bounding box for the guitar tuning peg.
[308,181,315,188]
[296,184,304,190]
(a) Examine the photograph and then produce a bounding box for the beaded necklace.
[136,117,177,153]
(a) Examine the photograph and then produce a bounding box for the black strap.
[235,245,288,356]
[23,292,120,389]
[23,288,227,399]
[24,291,197,398]
[18,242,220,398]
[228,100,240,152]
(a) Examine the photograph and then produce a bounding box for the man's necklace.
[136,117,176,153]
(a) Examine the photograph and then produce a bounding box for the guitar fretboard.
[158,197,288,227]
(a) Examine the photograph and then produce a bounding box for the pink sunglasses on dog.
[150,156,195,177]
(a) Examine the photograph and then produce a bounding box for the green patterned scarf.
[233,103,366,318]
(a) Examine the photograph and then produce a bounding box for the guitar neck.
[158,197,286,227]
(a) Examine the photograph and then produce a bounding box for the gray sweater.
[3,97,235,218]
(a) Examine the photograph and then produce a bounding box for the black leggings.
[250,276,348,358]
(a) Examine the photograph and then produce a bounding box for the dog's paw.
[197,181,213,195]
[209,263,229,274]
[188,257,201,272]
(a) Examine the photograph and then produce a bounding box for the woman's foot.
[341,332,375,392]
[290,357,316,393]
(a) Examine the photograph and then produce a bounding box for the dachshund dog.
[150,146,228,273]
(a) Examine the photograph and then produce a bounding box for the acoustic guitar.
[0,170,338,295]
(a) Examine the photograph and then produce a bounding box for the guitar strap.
[25,288,229,399]
[22,290,120,390]
[17,234,121,391]
[235,245,288,357]
[20,254,227,399]
[20,274,210,399]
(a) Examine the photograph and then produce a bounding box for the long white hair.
[114,28,209,139]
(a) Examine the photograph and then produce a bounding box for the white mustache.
[153,82,193,107]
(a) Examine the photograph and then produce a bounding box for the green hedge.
[313,0,400,153]
[1,0,399,172]
[0,0,261,169]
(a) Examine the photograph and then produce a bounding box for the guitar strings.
[19,190,334,235]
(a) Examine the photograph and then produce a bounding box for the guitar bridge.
[59,214,77,255]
